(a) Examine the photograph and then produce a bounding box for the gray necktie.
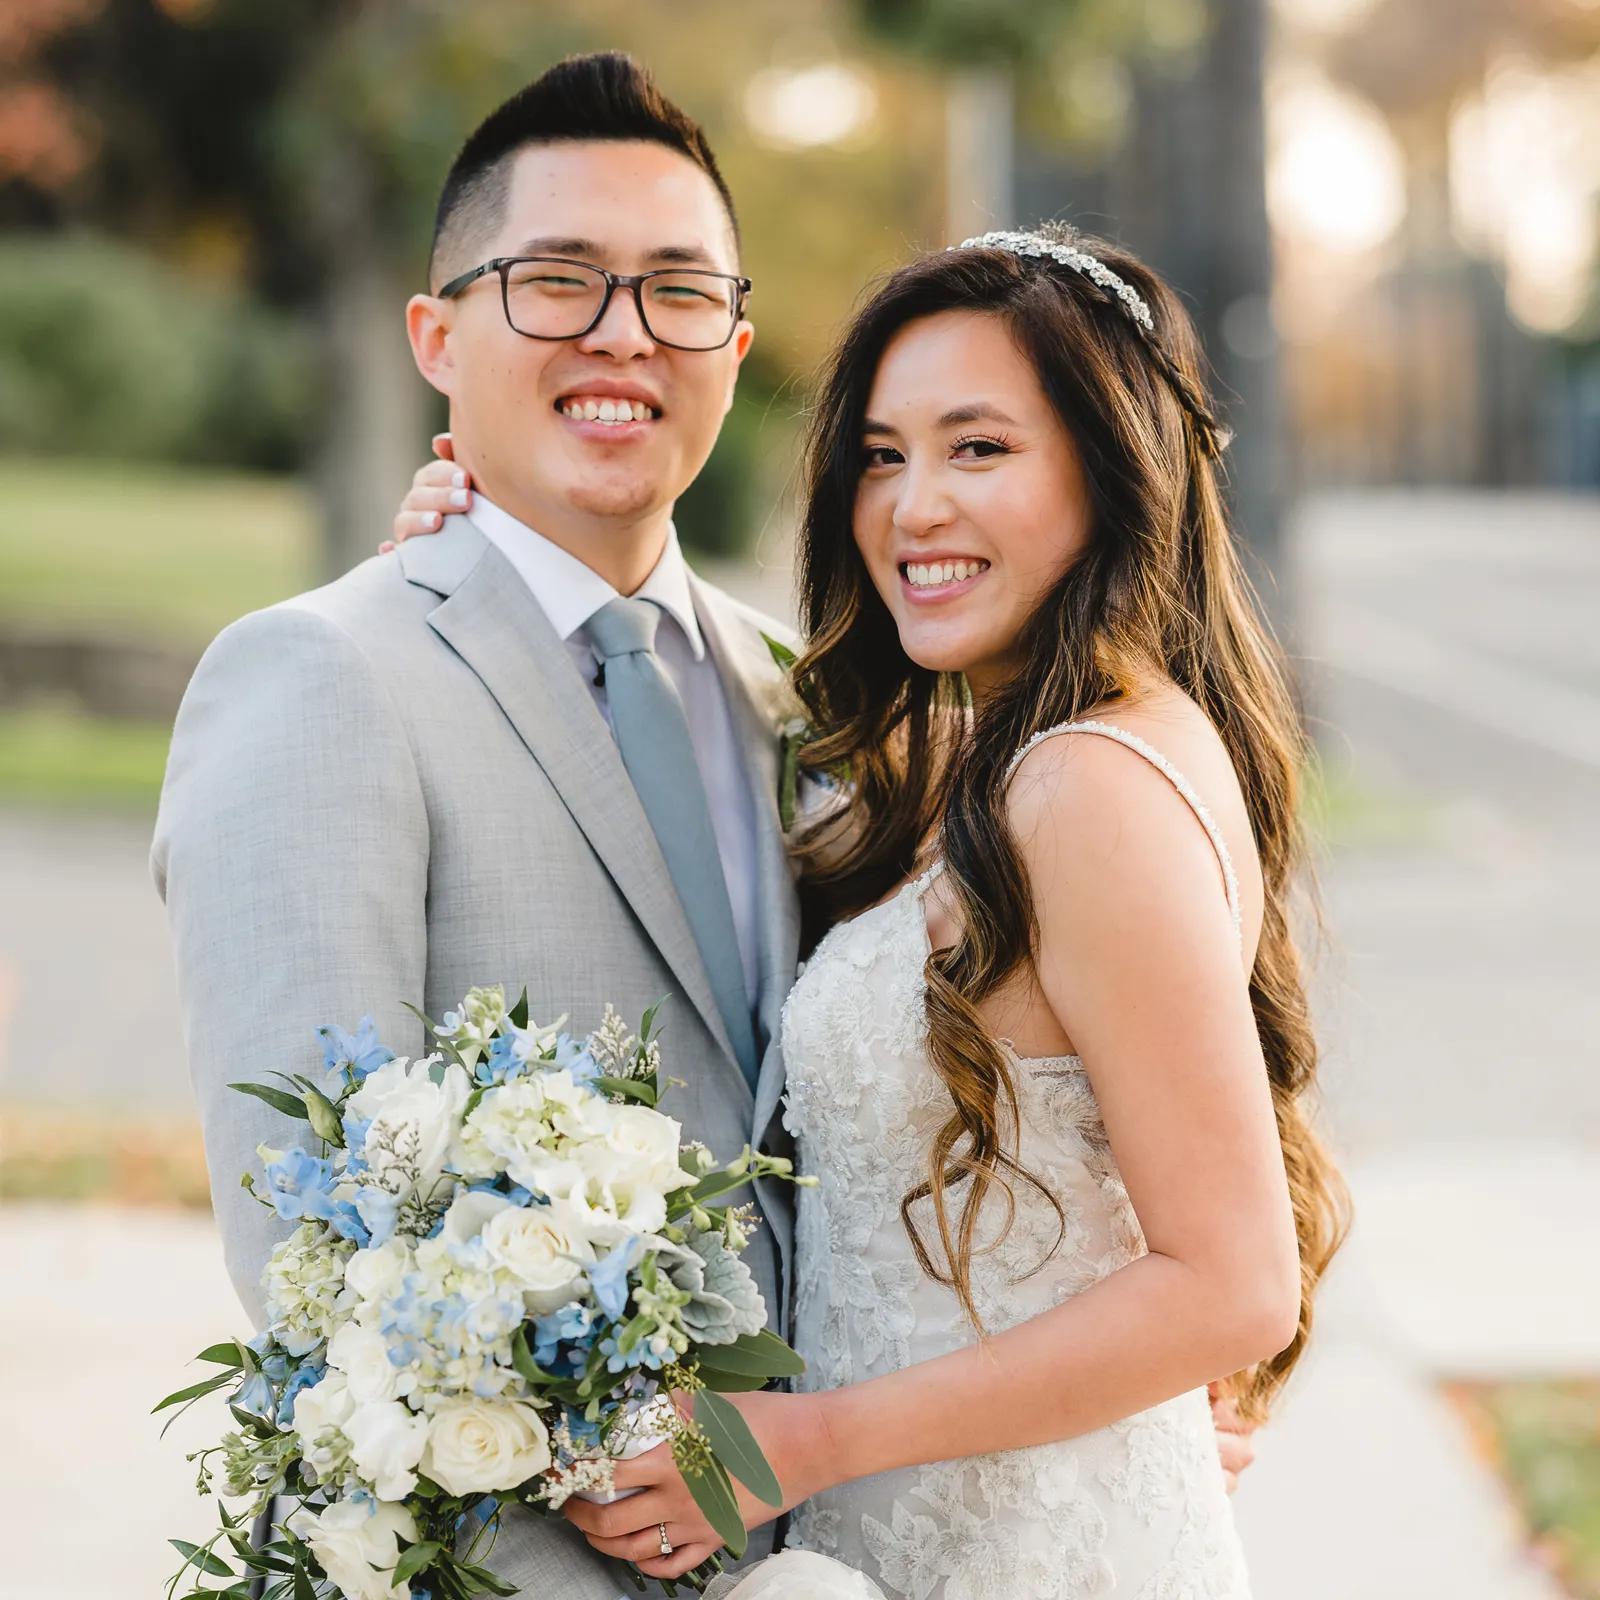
[585,596,758,1090]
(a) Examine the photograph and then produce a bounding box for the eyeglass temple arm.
[436,261,500,300]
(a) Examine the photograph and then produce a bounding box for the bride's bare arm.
[567,730,1295,1579]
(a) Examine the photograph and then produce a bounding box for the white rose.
[348,1057,469,1194]
[344,1239,414,1327]
[344,1400,429,1500]
[483,1200,595,1312]
[289,1497,416,1600]
[421,1399,551,1496]
[439,1188,512,1246]
[596,1106,693,1194]
[293,1370,355,1480]
[510,1148,586,1203]
[327,1321,400,1405]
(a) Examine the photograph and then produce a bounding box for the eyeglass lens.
[502,261,739,349]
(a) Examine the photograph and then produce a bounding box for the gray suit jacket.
[152,516,802,1597]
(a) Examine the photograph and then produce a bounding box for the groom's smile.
[408,138,753,588]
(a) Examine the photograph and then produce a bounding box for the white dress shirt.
[468,495,761,1009]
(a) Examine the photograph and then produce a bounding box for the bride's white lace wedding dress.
[778,721,1253,1600]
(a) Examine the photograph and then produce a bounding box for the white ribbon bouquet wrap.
[158,988,812,1600]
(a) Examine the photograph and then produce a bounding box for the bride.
[395,225,1345,1598]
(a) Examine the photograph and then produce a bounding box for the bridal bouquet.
[159,988,806,1600]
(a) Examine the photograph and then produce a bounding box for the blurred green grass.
[1449,1381,1600,1598]
[0,708,170,806]
[0,455,315,644]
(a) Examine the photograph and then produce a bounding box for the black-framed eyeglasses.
[437,256,752,351]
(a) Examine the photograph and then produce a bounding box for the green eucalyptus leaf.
[682,1455,747,1559]
[696,1388,783,1506]
[195,1341,246,1368]
[591,1075,656,1106]
[169,1538,233,1578]
[694,1328,806,1379]
[154,1369,235,1413]
[228,1082,309,1120]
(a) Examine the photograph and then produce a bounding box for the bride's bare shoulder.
[1003,681,1261,892]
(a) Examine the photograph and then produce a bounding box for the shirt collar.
[466,494,704,660]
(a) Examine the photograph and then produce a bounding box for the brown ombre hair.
[791,225,1347,1421]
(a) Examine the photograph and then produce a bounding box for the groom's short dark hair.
[429,51,739,289]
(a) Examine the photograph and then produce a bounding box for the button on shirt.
[468,496,761,1010]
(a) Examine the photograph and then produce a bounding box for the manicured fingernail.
[427,511,442,527]
[449,489,468,508]
[452,471,467,489]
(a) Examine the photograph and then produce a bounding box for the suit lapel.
[689,574,803,1136]
[399,520,741,1085]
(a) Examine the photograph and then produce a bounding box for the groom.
[155,50,1253,1597]
[155,51,797,1596]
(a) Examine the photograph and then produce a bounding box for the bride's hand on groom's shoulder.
[561,1389,833,1582]
[1209,1381,1258,1493]
[378,434,474,553]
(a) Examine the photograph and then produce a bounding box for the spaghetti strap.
[1004,719,1243,943]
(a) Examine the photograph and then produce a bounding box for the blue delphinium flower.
[342,1114,373,1176]
[477,1032,525,1088]
[277,1358,327,1429]
[261,1148,336,1223]
[587,1236,643,1322]
[232,1369,277,1417]
[317,1017,394,1085]
[353,1186,400,1249]
[552,1033,601,1085]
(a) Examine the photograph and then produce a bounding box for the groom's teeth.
[562,397,656,423]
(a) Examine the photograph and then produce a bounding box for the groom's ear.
[721,318,755,417]
[407,293,457,397]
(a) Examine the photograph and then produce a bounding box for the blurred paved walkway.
[1229,491,1600,1600]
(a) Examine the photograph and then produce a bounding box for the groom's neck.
[467,473,674,596]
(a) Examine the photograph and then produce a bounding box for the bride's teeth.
[619,400,637,422]
[598,399,617,422]
[582,399,599,420]
[954,562,968,581]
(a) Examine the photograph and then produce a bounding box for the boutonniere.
[763,633,818,832]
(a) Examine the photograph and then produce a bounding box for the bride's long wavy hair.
[790,227,1347,1421]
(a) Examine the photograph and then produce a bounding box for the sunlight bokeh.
[1451,53,1600,335]
[1268,67,1407,254]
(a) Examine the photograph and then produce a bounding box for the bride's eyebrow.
[939,402,1017,427]
[862,417,899,435]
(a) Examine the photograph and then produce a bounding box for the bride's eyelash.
[952,434,1011,456]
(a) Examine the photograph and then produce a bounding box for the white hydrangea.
[262,1224,356,1356]
[387,1235,527,1410]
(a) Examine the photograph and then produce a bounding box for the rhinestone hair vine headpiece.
[955,230,1155,332]
[950,228,1234,459]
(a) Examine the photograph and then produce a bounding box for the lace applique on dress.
[780,734,1252,1599]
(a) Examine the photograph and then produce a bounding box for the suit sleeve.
[151,603,429,1324]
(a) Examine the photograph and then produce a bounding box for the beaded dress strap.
[1004,719,1242,944]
